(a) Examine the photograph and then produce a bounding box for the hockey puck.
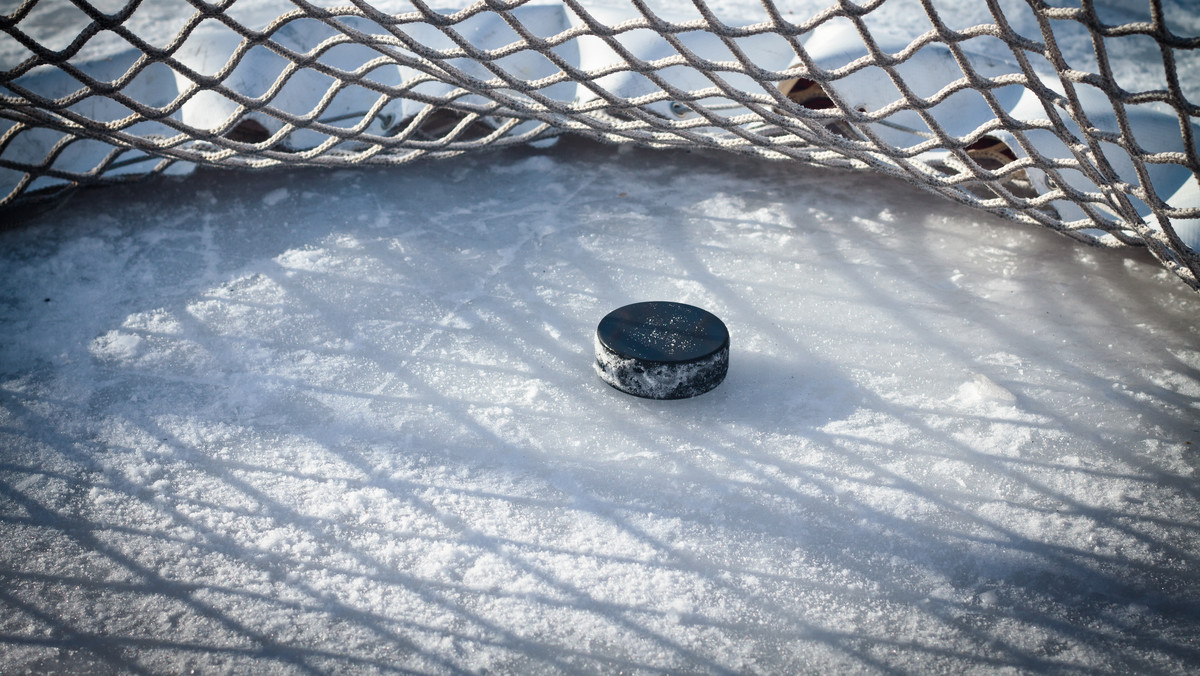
[594,301,729,399]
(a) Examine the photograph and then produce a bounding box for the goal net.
[4,0,1199,289]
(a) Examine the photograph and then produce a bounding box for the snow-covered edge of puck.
[594,333,728,400]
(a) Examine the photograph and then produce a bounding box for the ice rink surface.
[3,0,1200,673]
[3,135,1199,674]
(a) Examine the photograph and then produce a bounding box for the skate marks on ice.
[1,140,1199,673]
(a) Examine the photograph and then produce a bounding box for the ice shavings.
[955,373,1019,407]
[89,330,144,362]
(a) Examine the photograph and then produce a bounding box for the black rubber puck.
[594,301,729,399]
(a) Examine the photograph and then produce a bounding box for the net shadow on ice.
[643,183,1200,665]
[1,141,1198,673]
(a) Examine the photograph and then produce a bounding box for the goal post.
[3,0,1198,289]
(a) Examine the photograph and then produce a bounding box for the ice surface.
[2,136,1198,674]
[2,1,1200,674]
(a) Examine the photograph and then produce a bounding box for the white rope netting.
[3,0,1199,289]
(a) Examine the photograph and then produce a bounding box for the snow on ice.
[3,133,1198,674]
[2,0,1200,674]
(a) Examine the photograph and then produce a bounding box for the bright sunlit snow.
[3,1,1200,674]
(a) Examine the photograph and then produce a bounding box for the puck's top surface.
[596,301,728,363]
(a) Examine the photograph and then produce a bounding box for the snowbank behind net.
[3,0,1199,289]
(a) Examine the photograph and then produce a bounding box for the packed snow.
[3,1,1200,674]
